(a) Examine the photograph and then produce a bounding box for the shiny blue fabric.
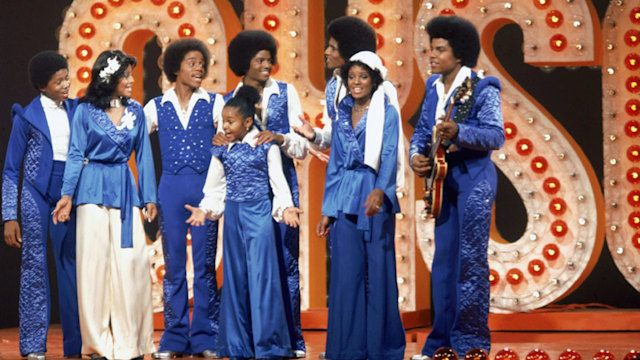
[214,139,291,359]
[262,80,304,352]
[62,101,157,248]
[325,76,338,123]
[211,143,271,202]
[322,95,405,359]
[410,72,503,357]
[3,97,81,356]
[157,172,220,354]
[154,95,216,174]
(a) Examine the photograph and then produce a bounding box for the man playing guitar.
[409,15,505,359]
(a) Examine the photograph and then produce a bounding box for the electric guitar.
[424,77,472,218]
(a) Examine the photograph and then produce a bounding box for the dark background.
[0,1,638,329]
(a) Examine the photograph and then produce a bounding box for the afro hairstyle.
[162,38,211,83]
[426,15,480,68]
[327,16,377,61]
[82,49,137,110]
[28,51,68,92]
[225,85,261,120]
[227,30,277,77]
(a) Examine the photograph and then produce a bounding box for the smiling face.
[222,106,253,142]
[40,68,70,104]
[114,65,134,98]
[429,38,462,78]
[175,50,206,89]
[245,50,273,84]
[324,37,345,70]
[347,64,373,103]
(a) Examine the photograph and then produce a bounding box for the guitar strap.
[443,75,480,149]
[452,75,481,124]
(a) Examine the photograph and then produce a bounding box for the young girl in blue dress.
[186,85,302,360]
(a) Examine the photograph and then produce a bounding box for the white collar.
[432,66,472,90]
[160,86,210,105]
[227,126,260,150]
[40,94,64,109]
[232,77,280,97]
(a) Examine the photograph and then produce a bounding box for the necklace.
[110,98,122,108]
[353,104,369,113]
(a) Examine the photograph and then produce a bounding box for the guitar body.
[422,76,473,219]
[424,146,447,218]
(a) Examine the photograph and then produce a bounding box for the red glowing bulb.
[625,53,640,70]
[629,212,640,229]
[627,145,640,162]
[559,349,583,360]
[504,122,518,140]
[506,268,524,285]
[593,350,615,360]
[108,0,124,6]
[79,23,96,39]
[376,33,384,50]
[263,0,279,6]
[178,23,195,37]
[368,12,385,29]
[314,113,324,128]
[526,349,550,360]
[630,7,640,25]
[625,30,640,47]
[550,34,567,51]
[91,3,108,19]
[151,0,166,5]
[543,243,560,261]
[76,88,86,98]
[528,259,546,276]
[549,198,567,216]
[451,0,469,9]
[464,348,488,360]
[551,219,568,237]
[531,156,548,174]
[543,177,561,195]
[263,14,280,31]
[168,2,185,19]
[627,167,640,184]
[76,67,92,83]
[516,139,533,156]
[489,269,500,286]
[628,190,640,207]
[632,233,640,249]
[440,8,455,15]
[627,99,640,116]
[626,76,640,93]
[434,347,459,360]
[76,45,93,61]
[546,10,563,28]
[495,348,520,360]
[534,0,551,10]
[625,120,640,137]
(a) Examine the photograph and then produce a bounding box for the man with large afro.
[3,50,82,359]
[409,15,504,359]
[143,38,224,359]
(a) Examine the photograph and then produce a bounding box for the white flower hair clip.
[99,56,121,83]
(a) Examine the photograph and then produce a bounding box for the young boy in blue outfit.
[144,38,223,359]
[2,51,82,360]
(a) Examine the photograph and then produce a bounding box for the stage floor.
[0,326,638,359]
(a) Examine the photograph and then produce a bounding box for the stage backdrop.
[1,0,639,329]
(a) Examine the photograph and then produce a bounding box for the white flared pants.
[76,204,156,359]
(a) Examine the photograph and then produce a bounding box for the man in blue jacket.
[2,51,81,360]
[409,16,505,359]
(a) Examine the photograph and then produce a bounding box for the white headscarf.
[349,51,406,190]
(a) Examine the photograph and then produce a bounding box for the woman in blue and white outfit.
[316,51,406,360]
[53,50,157,360]
[186,85,302,360]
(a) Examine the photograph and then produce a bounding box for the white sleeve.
[198,155,226,220]
[311,103,332,150]
[267,144,294,222]
[143,100,158,134]
[212,93,224,130]
[280,83,311,159]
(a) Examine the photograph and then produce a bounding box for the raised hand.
[254,130,284,146]
[212,132,230,146]
[291,114,316,141]
[184,204,206,226]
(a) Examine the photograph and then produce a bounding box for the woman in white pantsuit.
[53,50,158,360]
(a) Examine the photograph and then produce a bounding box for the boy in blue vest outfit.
[2,51,82,360]
[409,16,505,359]
[213,30,308,358]
[144,38,223,359]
